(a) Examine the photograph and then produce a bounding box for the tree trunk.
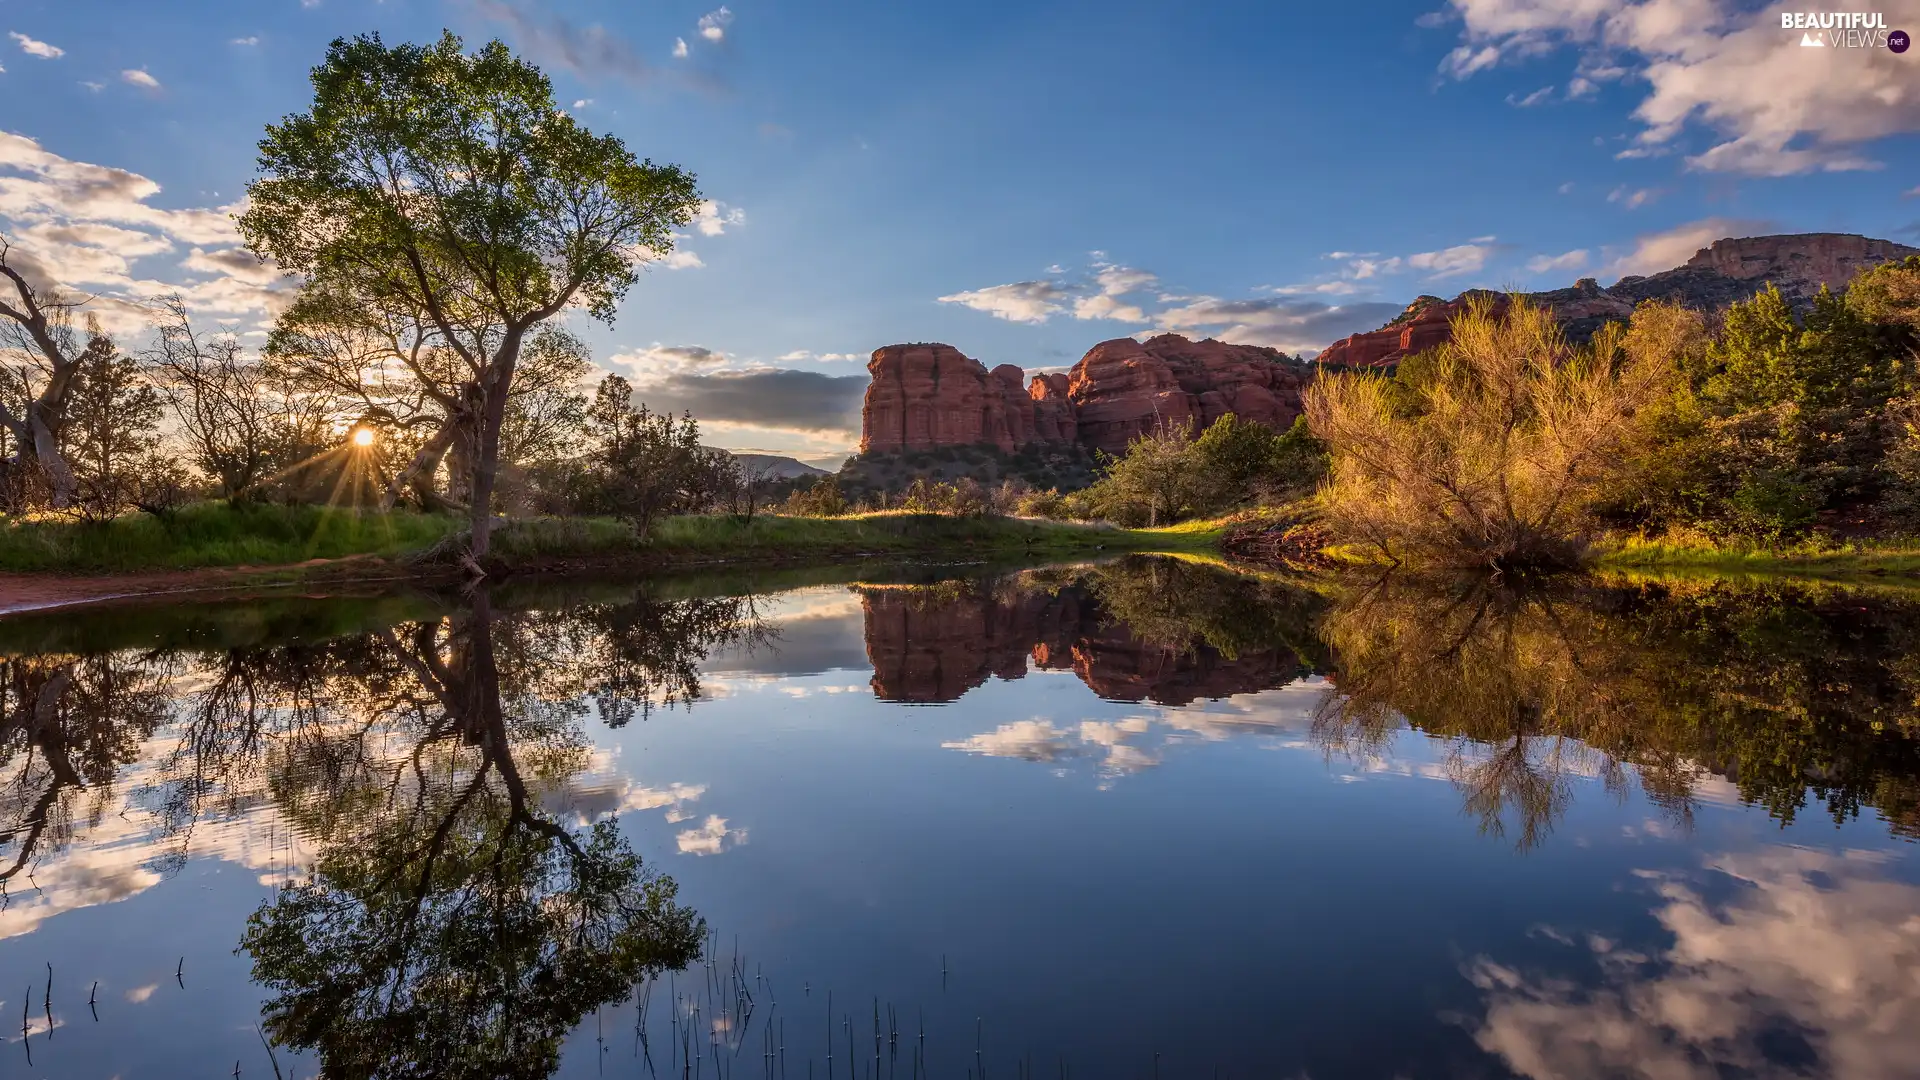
[381,423,457,511]
[466,333,524,561]
[28,402,76,510]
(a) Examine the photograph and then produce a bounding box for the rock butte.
[860,333,1311,457]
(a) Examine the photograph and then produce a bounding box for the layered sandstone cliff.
[1317,233,1918,367]
[858,334,1310,456]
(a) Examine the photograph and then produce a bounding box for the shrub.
[1306,294,1671,570]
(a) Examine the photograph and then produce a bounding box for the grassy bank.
[0,503,462,573]
[486,510,1217,569]
[0,503,1216,577]
[1593,535,1920,581]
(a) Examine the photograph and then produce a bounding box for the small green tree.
[240,32,701,559]
[1088,421,1199,527]
[575,375,729,536]
[57,327,164,520]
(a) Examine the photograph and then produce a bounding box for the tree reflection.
[1313,572,1920,848]
[0,653,171,889]
[237,589,712,1078]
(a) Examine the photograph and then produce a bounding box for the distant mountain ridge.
[727,452,830,480]
[1316,232,1920,368]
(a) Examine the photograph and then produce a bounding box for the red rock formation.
[1029,373,1077,445]
[859,344,1037,454]
[858,335,1308,456]
[1065,334,1307,455]
[1316,294,1505,368]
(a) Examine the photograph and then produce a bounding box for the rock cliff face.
[1317,232,1918,368]
[1066,335,1309,455]
[858,583,1294,706]
[858,334,1310,456]
[859,234,1917,449]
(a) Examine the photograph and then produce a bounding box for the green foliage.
[1077,414,1315,527]
[240,30,702,554]
[894,476,987,515]
[569,375,732,537]
[1308,296,1672,569]
[783,475,849,517]
[1609,272,1920,540]
[58,330,168,520]
[0,502,460,572]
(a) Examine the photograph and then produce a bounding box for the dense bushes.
[1067,414,1324,527]
[1308,296,1672,569]
[1305,258,1920,566]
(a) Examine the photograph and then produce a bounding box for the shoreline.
[0,513,1223,617]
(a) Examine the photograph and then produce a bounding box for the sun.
[351,427,376,447]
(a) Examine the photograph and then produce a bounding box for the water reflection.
[0,558,1914,1076]
[1313,572,1920,847]
[1472,847,1920,1080]
[860,559,1323,705]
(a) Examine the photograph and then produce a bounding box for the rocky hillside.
[852,233,1916,464]
[1317,233,1918,367]
[859,334,1311,458]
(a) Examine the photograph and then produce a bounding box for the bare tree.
[145,295,280,503]
[0,239,88,507]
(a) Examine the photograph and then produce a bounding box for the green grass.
[1593,534,1920,581]
[0,503,462,573]
[0,505,1215,578]
[489,510,1193,567]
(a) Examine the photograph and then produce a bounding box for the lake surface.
[0,556,1915,1079]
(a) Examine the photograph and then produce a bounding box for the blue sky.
[2,0,1917,463]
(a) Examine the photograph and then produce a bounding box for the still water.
[0,557,1914,1079]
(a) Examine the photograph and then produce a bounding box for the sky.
[1,0,1918,465]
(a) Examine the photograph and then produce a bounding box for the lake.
[0,556,1914,1079]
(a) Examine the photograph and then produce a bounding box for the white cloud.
[1557,181,1575,194]
[120,68,160,90]
[944,719,1085,763]
[1471,848,1920,1080]
[676,814,746,856]
[777,349,863,363]
[1405,241,1497,278]
[1072,293,1147,322]
[937,280,1073,323]
[9,32,64,59]
[0,131,291,333]
[662,249,704,269]
[1506,85,1554,107]
[230,36,259,46]
[609,343,731,376]
[672,37,689,58]
[124,984,158,1004]
[697,6,733,42]
[1149,294,1404,354]
[1525,249,1589,273]
[571,97,592,109]
[1433,0,1920,175]
[1606,184,1659,209]
[1602,216,1772,278]
[79,80,103,92]
[693,199,745,237]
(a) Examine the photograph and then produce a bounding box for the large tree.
[239,31,700,559]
